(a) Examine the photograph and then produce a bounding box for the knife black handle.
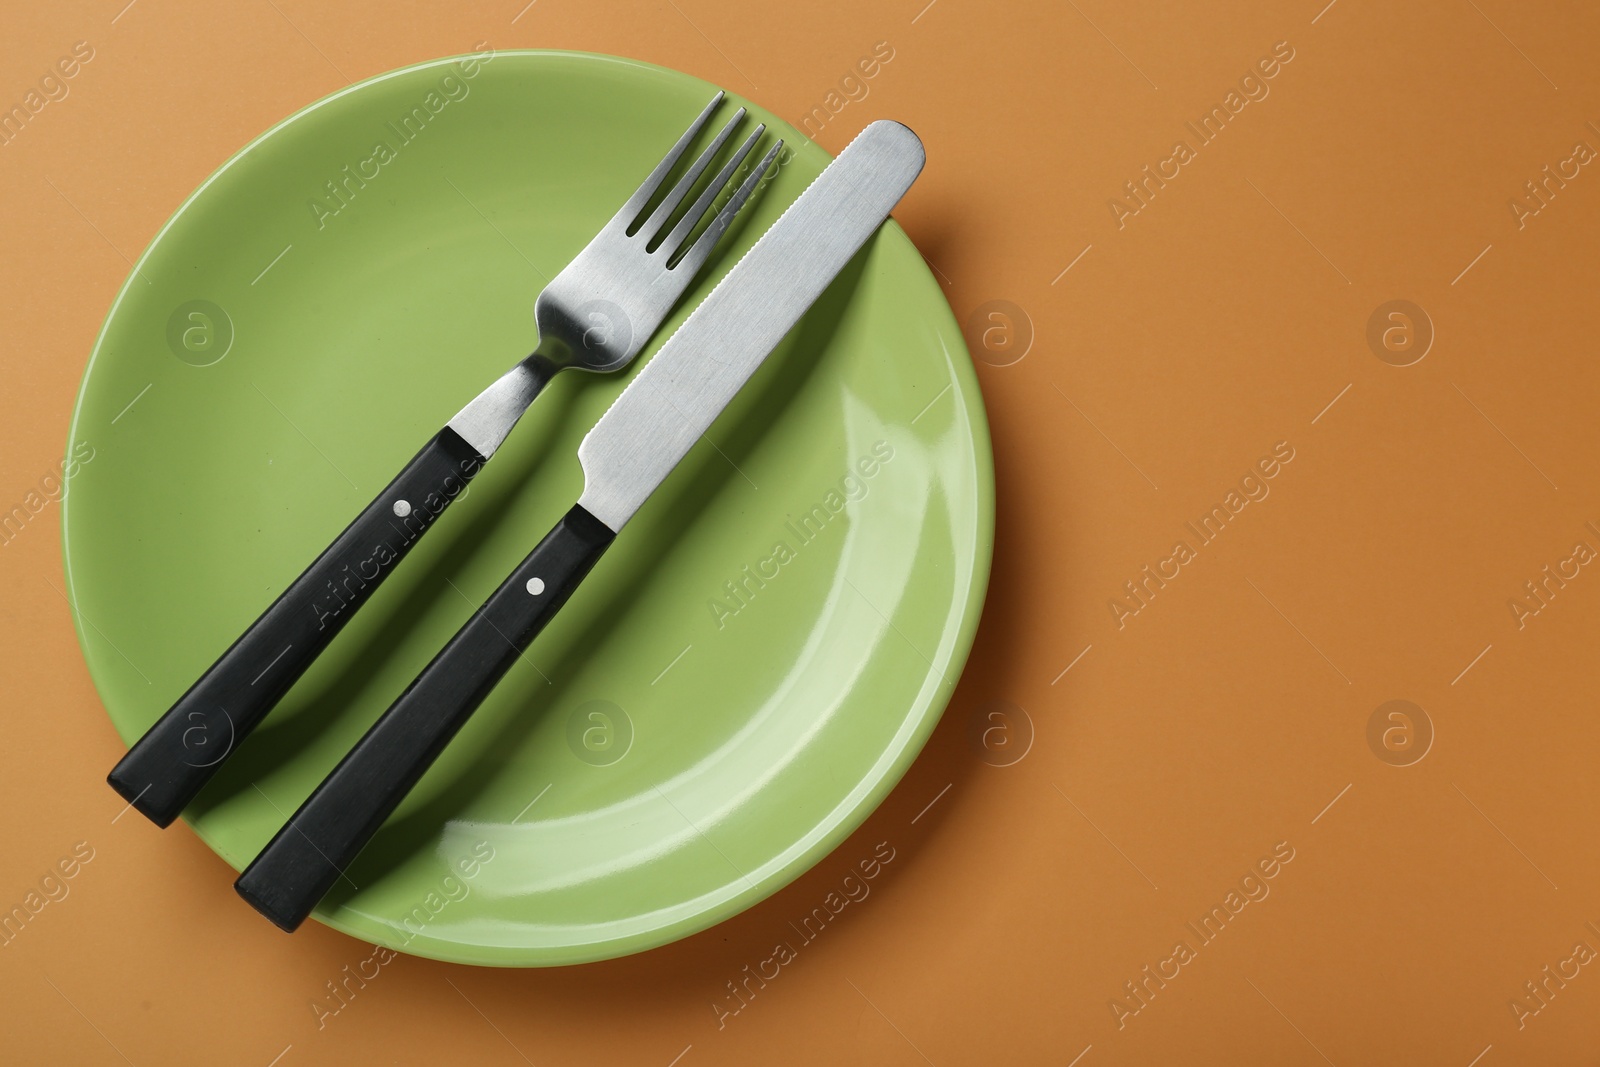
[234,503,615,932]
[108,427,486,827]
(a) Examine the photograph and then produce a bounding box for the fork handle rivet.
[392,499,412,517]
[526,578,546,596]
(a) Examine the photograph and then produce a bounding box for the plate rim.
[63,48,996,967]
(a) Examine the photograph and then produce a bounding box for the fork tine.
[611,91,724,234]
[660,124,765,262]
[638,107,748,246]
[670,139,784,277]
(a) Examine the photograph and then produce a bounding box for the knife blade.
[576,120,926,530]
[234,120,926,931]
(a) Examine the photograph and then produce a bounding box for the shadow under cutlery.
[322,249,874,907]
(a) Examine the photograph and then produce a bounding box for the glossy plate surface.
[64,51,993,966]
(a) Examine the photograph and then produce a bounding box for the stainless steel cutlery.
[102,89,927,934]
[234,119,926,931]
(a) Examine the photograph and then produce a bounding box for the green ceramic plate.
[63,50,992,966]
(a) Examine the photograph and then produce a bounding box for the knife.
[233,119,926,932]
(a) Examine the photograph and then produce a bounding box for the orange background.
[5,0,1600,1064]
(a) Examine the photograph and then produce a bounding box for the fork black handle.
[107,428,485,827]
[235,504,615,932]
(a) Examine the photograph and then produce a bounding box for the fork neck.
[525,336,569,378]
[445,344,563,458]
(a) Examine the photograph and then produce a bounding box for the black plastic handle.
[234,503,615,932]
[108,428,486,827]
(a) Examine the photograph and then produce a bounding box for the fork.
[109,91,780,828]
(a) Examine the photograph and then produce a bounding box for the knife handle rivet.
[392,499,412,517]
[526,577,545,596]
